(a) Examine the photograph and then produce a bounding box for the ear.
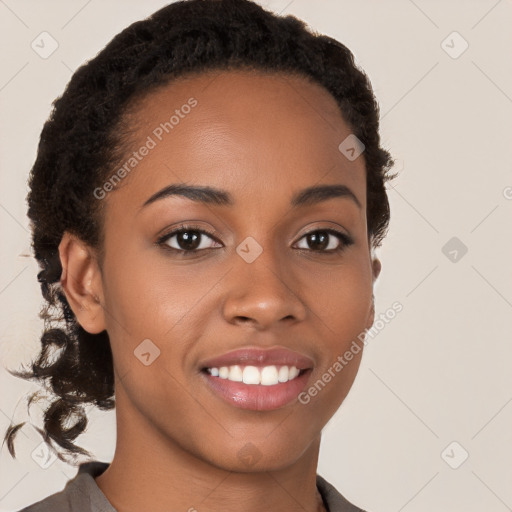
[58,232,106,334]
[372,257,382,282]
[366,256,382,329]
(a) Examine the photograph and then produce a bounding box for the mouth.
[200,348,314,411]
[198,347,314,411]
[200,366,313,411]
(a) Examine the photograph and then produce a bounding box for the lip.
[200,368,313,411]
[198,346,315,411]
[199,347,315,371]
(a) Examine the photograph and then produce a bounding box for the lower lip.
[201,369,312,411]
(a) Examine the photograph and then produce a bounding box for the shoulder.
[16,461,112,512]
[316,474,368,512]
[17,491,73,512]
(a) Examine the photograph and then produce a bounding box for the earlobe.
[366,257,381,329]
[58,232,106,334]
[372,257,382,282]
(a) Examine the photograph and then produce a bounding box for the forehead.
[108,69,366,214]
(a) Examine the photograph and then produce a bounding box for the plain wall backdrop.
[0,1,511,511]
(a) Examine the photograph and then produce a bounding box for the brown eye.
[157,225,353,256]
[171,230,202,251]
[295,229,354,253]
[158,226,222,253]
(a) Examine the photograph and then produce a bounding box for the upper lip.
[199,347,314,371]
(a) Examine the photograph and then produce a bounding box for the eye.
[156,224,354,256]
[294,228,354,253]
[156,224,222,254]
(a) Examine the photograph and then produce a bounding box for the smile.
[205,364,302,385]
[201,366,312,411]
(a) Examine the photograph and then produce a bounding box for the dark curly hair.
[3,0,395,464]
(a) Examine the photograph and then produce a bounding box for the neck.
[95,382,325,512]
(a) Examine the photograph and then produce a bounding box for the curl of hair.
[4,0,395,463]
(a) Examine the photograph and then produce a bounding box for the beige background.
[1,1,511,511]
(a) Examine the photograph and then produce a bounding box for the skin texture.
[58,70,381,512]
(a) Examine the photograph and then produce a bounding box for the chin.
[202,434,318,474]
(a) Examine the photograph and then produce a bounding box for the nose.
[222,242,307,330]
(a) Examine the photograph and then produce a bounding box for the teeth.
[260,365,278,386]
[207,365,302,385]
[243,366,260,385]
[229,365,243,382]
[278,365,289,382]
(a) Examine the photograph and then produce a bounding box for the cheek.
[100,250,225,366]
[297,258,372,409]
[102,254,193,330]
[304,258,373,340]
[98,254,199,414]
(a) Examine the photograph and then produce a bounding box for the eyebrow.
[142,183,362,209]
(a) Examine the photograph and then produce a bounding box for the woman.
[4,0,395,510]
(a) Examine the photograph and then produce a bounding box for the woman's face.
[87,70,378,471]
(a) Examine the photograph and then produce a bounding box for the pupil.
[309,232,328,250]
[178,231,200,250]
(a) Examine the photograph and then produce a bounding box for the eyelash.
[156,223,354,257]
